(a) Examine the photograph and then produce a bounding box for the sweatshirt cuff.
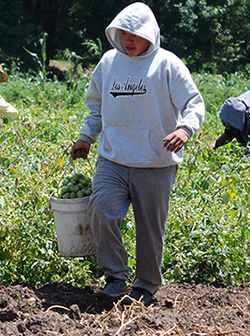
[79,134,95,144]
[176,126,193,138]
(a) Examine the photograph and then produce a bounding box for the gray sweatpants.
[89,156,177,294]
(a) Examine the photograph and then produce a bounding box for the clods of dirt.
[0,282,249,335]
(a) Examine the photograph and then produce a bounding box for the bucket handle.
[50,143,95,201]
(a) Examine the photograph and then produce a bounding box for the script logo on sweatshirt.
[110,76,147,98]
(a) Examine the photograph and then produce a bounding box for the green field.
[0,72,249,287]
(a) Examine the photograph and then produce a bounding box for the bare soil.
[0,282,249,335]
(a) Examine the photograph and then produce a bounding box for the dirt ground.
[0,282,249,336]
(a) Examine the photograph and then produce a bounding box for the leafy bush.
[164,143,249,286]
[0,72,249,287]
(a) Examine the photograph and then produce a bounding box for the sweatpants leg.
[130,165,177,294]
[89,157,130,280]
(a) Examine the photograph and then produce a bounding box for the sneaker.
[122,287,158,307]
[100,276,128,297]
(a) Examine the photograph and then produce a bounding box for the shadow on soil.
[34,282,116,315]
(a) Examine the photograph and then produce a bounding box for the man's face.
[120,30,151,57]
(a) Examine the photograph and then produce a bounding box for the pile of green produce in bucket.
[58,173,92,199]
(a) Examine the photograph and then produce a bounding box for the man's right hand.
[70,139,91,159]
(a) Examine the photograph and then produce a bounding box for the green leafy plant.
[82,38,103,59]
[23,32,48,80]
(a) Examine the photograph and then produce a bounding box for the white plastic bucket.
[50,196,96,257]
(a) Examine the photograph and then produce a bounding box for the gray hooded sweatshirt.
[80,2,205,168]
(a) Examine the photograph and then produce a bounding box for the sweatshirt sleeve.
[168,58,205,136]
[79,76,102,144]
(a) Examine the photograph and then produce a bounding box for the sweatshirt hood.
[105,2,160,56]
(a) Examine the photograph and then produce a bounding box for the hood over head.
[105,2,160,56]
[219,97,247,131]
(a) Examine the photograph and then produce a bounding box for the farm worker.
[0,65,18,120]
[71,2,205,306]
[212,90,250,154]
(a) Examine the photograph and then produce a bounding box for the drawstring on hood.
[105,2,160,56]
